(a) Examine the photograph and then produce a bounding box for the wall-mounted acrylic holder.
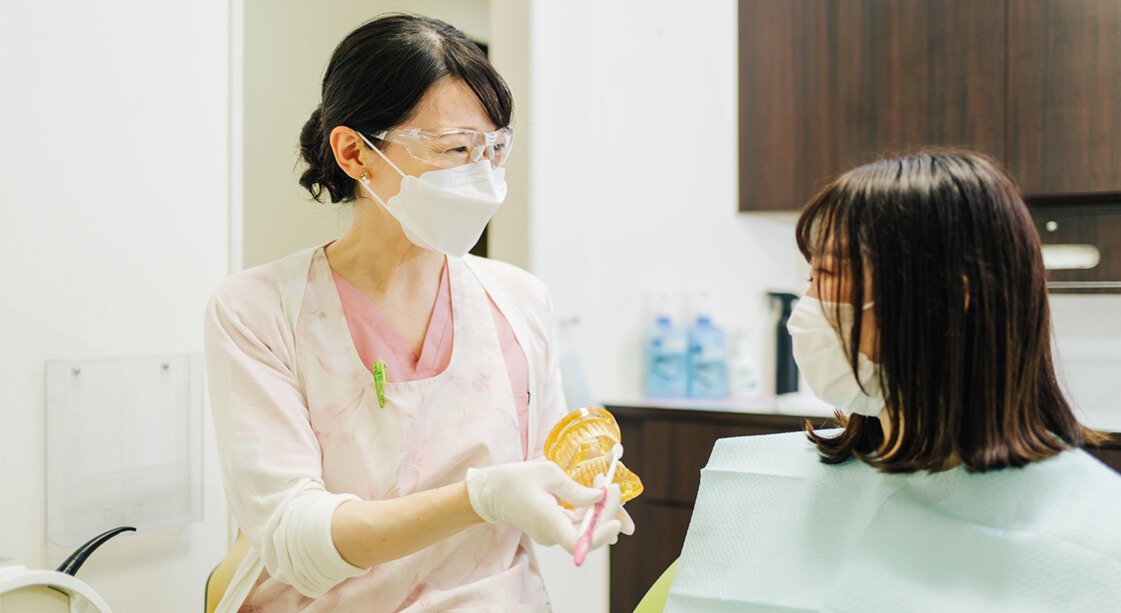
[45,355,203,547]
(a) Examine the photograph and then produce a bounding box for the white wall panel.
[0,1,231,610]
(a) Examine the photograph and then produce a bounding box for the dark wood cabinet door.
[1089,446,1121,473]
[1008,0,1121,196]
[609,502,692,613]
[739,0,1007,211]
[1087,432,1121,473]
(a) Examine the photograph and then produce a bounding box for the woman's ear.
[329,126,372,180]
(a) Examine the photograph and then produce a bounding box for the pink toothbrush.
[574,443,623,566]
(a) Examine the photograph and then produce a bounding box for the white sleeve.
[204,292,367,597]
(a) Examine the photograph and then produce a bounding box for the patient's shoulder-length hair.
[796,149,1104,473]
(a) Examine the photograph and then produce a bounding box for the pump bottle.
[642,295,688,398]
[687,296,729,398]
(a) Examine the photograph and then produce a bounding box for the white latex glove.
[591,473,635,536]
[618,507,635,536]
[466,459,624,554]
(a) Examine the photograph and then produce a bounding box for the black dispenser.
[768,292,800,395]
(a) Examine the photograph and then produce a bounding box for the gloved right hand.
[465,459,624,554]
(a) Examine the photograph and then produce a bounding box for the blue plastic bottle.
[688,314,729,398]
[642,315,688,398]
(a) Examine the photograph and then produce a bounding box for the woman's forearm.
[330,481,485,569]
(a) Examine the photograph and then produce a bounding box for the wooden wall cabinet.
[1008,0,1121,196]
[739,0,1121,212]
[606,404,1121,612]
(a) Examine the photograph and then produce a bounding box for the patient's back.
[665,430,1121,613]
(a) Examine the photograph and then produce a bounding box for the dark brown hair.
[298,13,513,203]
[796,150,1104,473]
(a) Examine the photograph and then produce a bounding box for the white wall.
[0,2,231,611]
[487,2,806,609]
[487,0,532,269]
[514,0,806,407]
[1050,296,1121,430]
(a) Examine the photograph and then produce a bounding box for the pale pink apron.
[239,248,550,612]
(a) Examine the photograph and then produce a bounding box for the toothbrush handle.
[573,485,608,566]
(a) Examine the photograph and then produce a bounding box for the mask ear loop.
[357,171,386,208]
[358,132,408,178]
[356,132,407,208]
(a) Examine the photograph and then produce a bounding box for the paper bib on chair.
[664,431,1121,612]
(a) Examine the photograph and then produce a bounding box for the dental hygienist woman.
[204,14,630,612]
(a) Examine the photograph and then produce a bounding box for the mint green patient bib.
[665,431,1121,612]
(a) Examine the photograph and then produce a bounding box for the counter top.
[604,396,1121,434]
[604,392,834,417]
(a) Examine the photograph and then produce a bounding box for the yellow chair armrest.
[205,532,251,613]
[633,557,679,613]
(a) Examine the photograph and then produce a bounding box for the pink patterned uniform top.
[204,244,565,612]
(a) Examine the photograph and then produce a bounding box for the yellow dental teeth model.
[544,407,644,505]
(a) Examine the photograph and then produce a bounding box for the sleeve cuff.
[285,492,367,597]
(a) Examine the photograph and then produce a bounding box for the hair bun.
[298,106,331,202]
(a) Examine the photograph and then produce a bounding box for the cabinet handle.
[1041,244,1100,270]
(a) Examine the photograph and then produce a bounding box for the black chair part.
[56,526,137,576]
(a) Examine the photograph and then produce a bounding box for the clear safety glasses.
[370,126,515,169]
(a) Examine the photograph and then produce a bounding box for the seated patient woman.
[661,150,1121,612]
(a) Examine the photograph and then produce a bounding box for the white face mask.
[358,134,507,257]
[787,296,884,417]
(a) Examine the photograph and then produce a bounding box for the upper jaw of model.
[544,407,644,505]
